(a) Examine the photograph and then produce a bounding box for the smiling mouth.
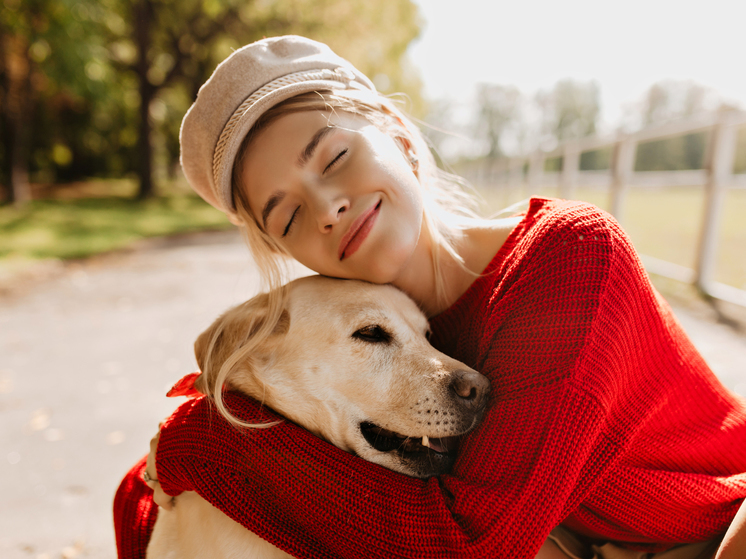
[338,201,381,261]
[359,422,459,456]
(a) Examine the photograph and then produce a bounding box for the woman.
[114,35,746,559]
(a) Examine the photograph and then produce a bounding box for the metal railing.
[458,110,746,307]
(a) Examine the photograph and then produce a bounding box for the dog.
[146,276,490,559]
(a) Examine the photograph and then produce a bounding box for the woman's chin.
[363,251,418,285]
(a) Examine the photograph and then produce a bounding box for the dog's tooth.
[422,435,430,448]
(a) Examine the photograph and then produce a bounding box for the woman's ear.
[393,135,419,176]
[378,103,412,149]
[394,134,413,154]
[226,211,244,226]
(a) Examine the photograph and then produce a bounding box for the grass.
[474,184,746,290]
[0,180,233,262]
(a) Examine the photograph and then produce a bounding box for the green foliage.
[1,0,423,197]
[1,0,137,184]
[544,156,562,172]
[631,81,723,173]
[579,147,612,171]
[115,0,422,176]
[634,132,708,172]
[267,0,424,109]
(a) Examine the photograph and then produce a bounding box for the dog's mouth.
[359,422,459,456]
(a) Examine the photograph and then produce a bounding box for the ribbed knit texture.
[113,198,746,558]
[113,455,158,559]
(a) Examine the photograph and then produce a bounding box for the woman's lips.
[338,201,381,260]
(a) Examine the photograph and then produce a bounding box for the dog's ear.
[193,321,223,395]
[273,307,290,336]
[194,294,290,394]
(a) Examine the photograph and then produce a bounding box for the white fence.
[459,110,746,308]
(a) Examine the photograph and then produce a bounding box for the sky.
[408,0,746,137]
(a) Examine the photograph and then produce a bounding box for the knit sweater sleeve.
[155,201,650,558]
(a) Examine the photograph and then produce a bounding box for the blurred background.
[1,0,745,558]
[1,0,744,294]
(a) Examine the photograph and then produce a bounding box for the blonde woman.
[114,36,746,559]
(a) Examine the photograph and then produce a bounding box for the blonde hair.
[207,88,482,427]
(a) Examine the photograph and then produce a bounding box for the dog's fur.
[146,276,490,559]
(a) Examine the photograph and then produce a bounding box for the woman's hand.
[144,429,175,511]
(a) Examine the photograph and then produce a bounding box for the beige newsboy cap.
[180,35,376,220]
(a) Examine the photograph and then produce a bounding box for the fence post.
[610,135,636,224]
[560,142,580,199]
[492,156,508,187]
[508,157,523,188]
[695,111,738,293]
[527,151,544,197]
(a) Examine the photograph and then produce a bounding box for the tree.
[642,80,713,127]
[536,79,600,147]
[473,84,522,158]
[105,0,422,199]
[0,0,422,202]
[0,14,33,204]
[634,80,719,171]
[0,0,119,204]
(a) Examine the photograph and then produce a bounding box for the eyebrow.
[261,125,337,230]
[261,191,285,230]
[297,125,336,167]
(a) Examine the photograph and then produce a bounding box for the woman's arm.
[155,383,613,559]
[716,499,746,559]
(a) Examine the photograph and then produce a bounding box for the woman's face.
[239,109,425,284]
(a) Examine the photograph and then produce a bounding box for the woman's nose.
[310,190,349,232]
[319,203,348,232]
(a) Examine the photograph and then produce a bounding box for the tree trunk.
[134,0,155,200]
[3,34,33,205]
[0,105,11,203]
[0,28,11,204]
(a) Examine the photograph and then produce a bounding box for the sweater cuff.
[155,393,282,496]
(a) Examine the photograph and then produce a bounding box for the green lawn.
[475,184,746,290]
[0,188,233,262]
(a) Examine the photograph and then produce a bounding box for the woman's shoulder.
[521,197,623,243]
[509,197,634,271]
[485,197,644,299]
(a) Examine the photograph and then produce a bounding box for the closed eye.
[324,148,348,173]
[283,206,300,237]
[352,325,391,344]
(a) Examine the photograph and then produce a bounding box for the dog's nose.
[449,370,490,410]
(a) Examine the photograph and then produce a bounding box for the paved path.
[1,231,744,559]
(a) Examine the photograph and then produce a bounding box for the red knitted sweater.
[114,198,746,558]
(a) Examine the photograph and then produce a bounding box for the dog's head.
[193,276,490,478]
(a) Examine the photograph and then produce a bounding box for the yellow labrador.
[146,276,490,559]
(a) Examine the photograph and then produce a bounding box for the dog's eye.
[352,325,391,344]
